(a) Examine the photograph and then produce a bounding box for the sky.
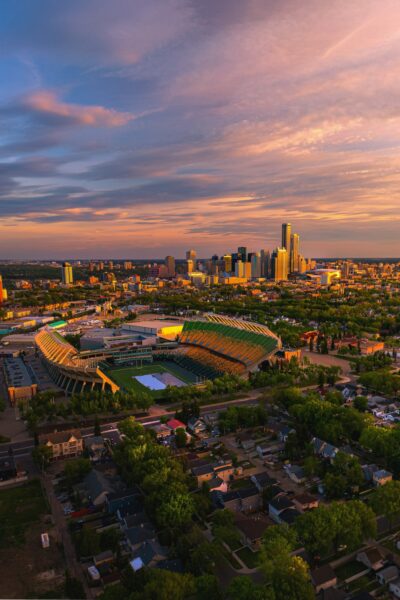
[1,0,400,259]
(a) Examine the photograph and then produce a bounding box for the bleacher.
[179,319,279,369]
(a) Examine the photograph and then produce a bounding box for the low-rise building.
[38,429,83,460]
[311,565,337,594]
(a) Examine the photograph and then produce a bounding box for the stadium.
[35,315,281,396]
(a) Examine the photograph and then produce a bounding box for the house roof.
[293,492,318,505]
[251,472,277,488]
[39,428,82,445]
[81,469,116,501]
[107,486,141,502]
[238,486,260,500]
[311,564,337,586]
[125,526,156,546]
[358,547,384,564]
[279,508,301,525]
[269,495,294,511]
[192,464,214,477]
[221,491,240,503]
[133,540,166,565]
[235,515,272,541]
[376,565,398,582]
[322,588,346,600]
[166,419,186,430]
[373,469,392,479]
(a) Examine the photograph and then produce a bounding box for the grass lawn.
[107,361,195,396]
[0,479,47,547]
[236,547,261,569]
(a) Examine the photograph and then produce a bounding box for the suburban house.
[268,495,295,523]
[236,432,255,451]
[75,468,118,506]
[238,486,262,513]
[390,577,400,598]
[251,471,277,492]
[106,487,143,515]
[132,540,167,568]
[85,436,106,462]
[153,424,171,441]
[376,565,399,585]
[166,418,186,433]
[125,525,157,552]
[292,493,319,512]
[284,464,306,484]
[234,514,273,550]
[279,507,301,525]
[38,429,83,460]
[277,425,295,443]
[187,417,207,435]
[311,437,339,463]
[356,547,385,571]
[311,565,338,594]
[372,469,393,486]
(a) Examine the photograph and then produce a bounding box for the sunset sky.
[1,0,400,258]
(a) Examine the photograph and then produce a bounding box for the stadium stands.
[179,317,279,371]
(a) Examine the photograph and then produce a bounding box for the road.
[42,473,93,599]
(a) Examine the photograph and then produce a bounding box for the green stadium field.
[107,361,196,395]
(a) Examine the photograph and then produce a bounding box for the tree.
[175,427,187,448]
[156,490,194,529]
[64,458,91,484]
[195,574,222,600]
[353,396,368,412]
[371,480,400,523]
[32,445,52,470]
[227,576,275,600]
[260,526,313,600]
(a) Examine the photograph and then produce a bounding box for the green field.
[0,479,47,547]
[107,361,196,396]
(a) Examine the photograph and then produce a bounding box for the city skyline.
[1,1,400,258]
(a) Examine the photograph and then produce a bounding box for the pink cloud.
[23,90,133,127]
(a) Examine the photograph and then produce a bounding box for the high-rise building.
[98,261,104,271]
[271,248,288,281]
[251,252,261,278]
[0,275,3,305]
[238,246,247,262]
[186,249,196,270]
[282,223,291,257]
[124,261,132,270]
[61,262,73,285]
[223,254,232,273]
[89,261,94,273]
[165,255,175,277]
[186,259,194,274]
[290,233,300,272]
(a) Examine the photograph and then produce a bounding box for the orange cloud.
[23,90,133,127]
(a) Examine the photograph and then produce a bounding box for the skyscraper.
[186,249,196,270]
[290,233,300,272]
[271,248,288,281]
[61,262,73,285]
[223,254,232,273]
[282,223,291,255]
[186,259,194,274]
[165,255,176,277]
[0,275,3,305]
[238,246,247,262]
[251,252,261,278]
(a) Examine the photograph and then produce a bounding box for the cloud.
[17,90,134,127]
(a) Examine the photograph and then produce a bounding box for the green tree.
[175,427,187,448]
[227,576,275,600]
[64,458,91,484]
[32,444,52,470]
[371,480,400,523]
[353,396,368,412]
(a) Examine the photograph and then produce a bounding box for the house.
[279,507,301,525]
[356,547,385,571]
[121,511,150,530]
[85,436,105,462]
[166,419,186,432]
[207,476,227,493]
[38,429,83,460]
[292,493,319,512]
[251,471,277,492]
[132,540,167,568]
[192,464,214,485]
[213,462,235,482]
[125,525,157,552]
[93,550,114,568]
[106,487,142,514]
[278,425,295,443]
[372,469,392,486]
[310,565,337,594]
[238,486,262,513]
[284,464,306,484]
[236,432,255,451]
[235,515,273,550]
[376,565,398,585]
[361,463,380,483]
[152,424,171,441]
[390,577,400,599]
[311,437,339,463]
[76,468,118,506]
[268,495,294,523]
[322,588,346,600]
[219,490,241,511]
[187,417,207,435]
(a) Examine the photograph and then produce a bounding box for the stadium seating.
[179,319,279,369]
